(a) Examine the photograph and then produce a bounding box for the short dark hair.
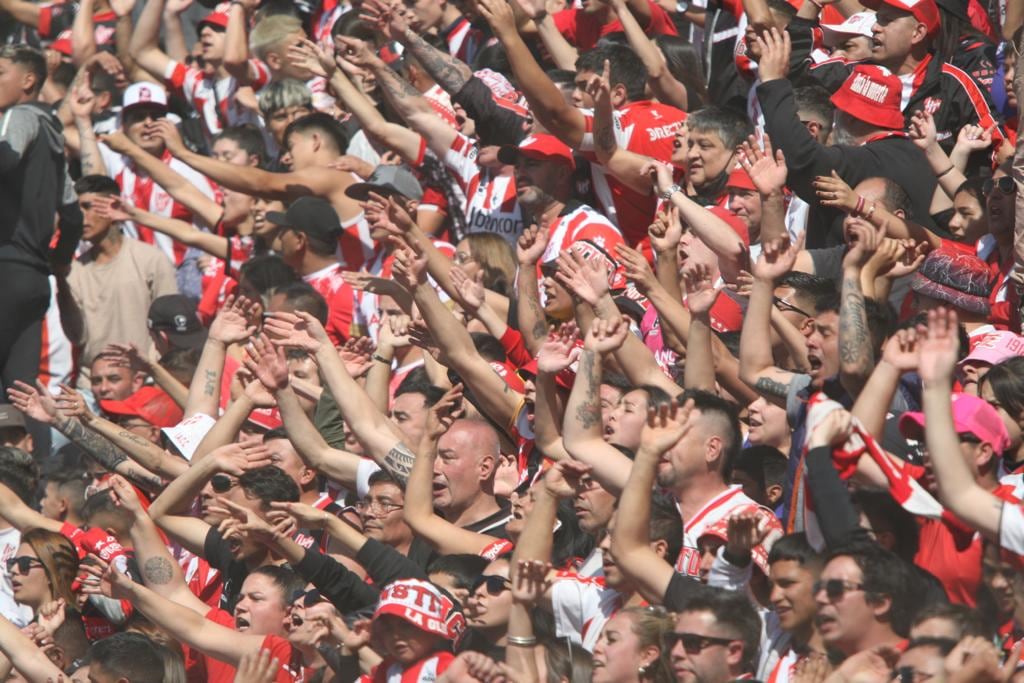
[767,532,823,569]
[546,68,577,88]
[681,586,762,673]
[271,281,328,324]
[239,465,300,507]
[686,106,755,151]
[679,390,742,477]
[249,564,306,607]
[80,489,131,531]
[0,45,46,94]
[651,491,683,566]
[601,372,632,393]
[851,489,919,562]
[75,175,121,196]
[46,468,89,520]
[470,332,508,364]
[428,554,490,594]
[87,632,165,683]
[576,43,647,102]
[877,177,913,216]
[911,602,990,640]
[732,445,787,494]
[981,356,1024,423]
[394,374,446,407]
[239,254,299,296]
[778,272,835,302]
[864,298,897,360]
[214,124,268,166]
[793,85,834,128]
[367,469,402,490]
[827,541,915,636]
[635,384,674,412]
[284,112,350,156]
[815,291,841,315]
[0,446,38,504]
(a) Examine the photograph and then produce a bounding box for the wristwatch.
[660,183,682,200]
[675,0,689,12]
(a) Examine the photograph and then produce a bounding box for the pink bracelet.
[854,195,865,216]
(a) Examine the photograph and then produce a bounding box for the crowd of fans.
[0,0,1022,680]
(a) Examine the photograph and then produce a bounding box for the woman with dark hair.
[654,35,709,111]
[10,529,79,615]
[980,355,1024,468]
[948,176,989,244]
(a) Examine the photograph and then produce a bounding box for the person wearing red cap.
[755,29,937,249]
[129,0,270,139]
[477,0,687,247]
[786,0,1003,161]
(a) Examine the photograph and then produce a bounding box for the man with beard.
[755,29,936,248]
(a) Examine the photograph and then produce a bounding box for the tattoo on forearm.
[377,68,422,105]
[574,351,601,430]
[593,114,615,155]
[203,370,217,398]
[382,442,415,485]
[404,30,471,93]
[520,278,548,342]
[58,416,128,471]
[142,557,174,585]
[840,275,871,369]
[754,376,791,399]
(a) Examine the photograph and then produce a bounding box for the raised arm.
[99,130,225,227]
[93,195,228,259]
[83,563,267,668]
[531,331,577,461]
[612,400,693,603]
[223,0,260,84]
[588,60,658,196]
[739,235,804,406]
[186,296,258,420]
[563,318,635,493]
[0,616,64,683]
[70,0,98,66]
[0,482,62,534]
[516,227,552,354]
[608,0,688,109]
[837,221,882,396]
[476,0,588,148]
[127,0,175,81]
[919,308,1002,540]
[682,264,720,392]
[404,386,503,554]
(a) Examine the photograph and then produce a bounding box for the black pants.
[0,262,50,391]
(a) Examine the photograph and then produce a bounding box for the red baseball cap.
[861,0,940,37]
[830,65,905,130]
[198,11,230,30]
[100,386,183,429]
[497,133,576,169]
[726,168,757,192]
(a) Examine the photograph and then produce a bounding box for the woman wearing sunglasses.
[7,529,79,618]
[463,557,514,657]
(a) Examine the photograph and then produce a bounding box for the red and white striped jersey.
[551,572,625,651]
[441,16,482,65]
[441,134,524,243]
[579,101,687,246]
[99,146,222,266]
[997,500,1024,568]
[675,486,780,578]
[312,1,345,44]
[39,275,76,394]
[539,202,624,266]
[163,59,270,138]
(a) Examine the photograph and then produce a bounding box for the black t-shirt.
[204,527,251,612]
[462,504,514,542]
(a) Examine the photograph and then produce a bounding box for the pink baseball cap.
[958,331,1024,368]
[899,393,1011,453]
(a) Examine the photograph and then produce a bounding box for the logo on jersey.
[923,97,942,115]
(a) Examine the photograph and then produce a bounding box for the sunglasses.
[471,575,511,596]
[6,556,43,575]
[983,177,1016,196]
[772,296,812,319]
[662,632,736,654]
[210,474,237,494]
[813,579,864,602]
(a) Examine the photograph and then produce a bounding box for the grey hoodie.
[0,101,82,273]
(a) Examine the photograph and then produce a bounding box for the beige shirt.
[67,234,178,370]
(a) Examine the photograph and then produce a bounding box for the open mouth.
[228,537,243,555]
[235,615,251,631]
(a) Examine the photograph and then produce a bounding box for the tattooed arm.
[739,273,799,408]
[561,349,633,494]
[54,415,164,492]
[185,336,229,420]
[399,28,474,96]
[839,228,879,396]
[82,414,189,481]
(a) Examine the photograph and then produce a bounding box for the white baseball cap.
[122,82,168,114]
[821,11,877,47]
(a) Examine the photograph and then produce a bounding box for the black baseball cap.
[265,197,343,240]
[147,295,207,350]
[345,165,424,203]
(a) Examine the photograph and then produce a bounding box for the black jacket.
[0,102,81,273]
[787,19,1004,157]
[757,78,937,248]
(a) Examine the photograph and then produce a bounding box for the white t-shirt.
[0,527,33,628]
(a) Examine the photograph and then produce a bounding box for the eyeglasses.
[355,499,404,516]
[983,177,1016,196]
[773,296,813,319]
[813,579,865,602]
[471,575,511,596]
[663,632,736,654]
[454,251,476,265]
[210,474,237,494]
[6,556,44,575]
